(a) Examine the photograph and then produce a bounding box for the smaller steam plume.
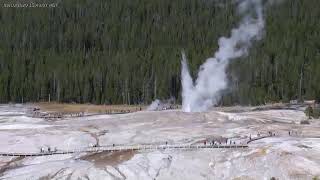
[147,98,176,111]
[147,99,161,111]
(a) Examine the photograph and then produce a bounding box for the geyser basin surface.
[0,104,319,179]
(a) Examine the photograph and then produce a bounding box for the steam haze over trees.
[0,0,319,105]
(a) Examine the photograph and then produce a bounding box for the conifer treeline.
[0,0,319,105]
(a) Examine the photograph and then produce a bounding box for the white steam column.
[181,0,265,112]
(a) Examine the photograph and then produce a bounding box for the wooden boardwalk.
[247,135,272,144]
[0,144,248,157]
[0,135,272,157]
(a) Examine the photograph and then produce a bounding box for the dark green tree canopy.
[0,0,319,105]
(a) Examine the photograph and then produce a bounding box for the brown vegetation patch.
[248,148,269,159]
[233,176,255,180]
[251,148,268,156]
[80,150,136,168]
[34,102,146,114]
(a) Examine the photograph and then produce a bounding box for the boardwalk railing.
[247,135,272,144]
[0,134,276,157]
[0,144,248,157]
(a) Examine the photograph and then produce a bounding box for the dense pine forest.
[0,0,319,105]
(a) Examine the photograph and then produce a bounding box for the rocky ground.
[0,104,319,180]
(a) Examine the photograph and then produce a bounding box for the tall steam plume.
[181,0,265,112]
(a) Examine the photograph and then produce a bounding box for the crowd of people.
[202,138,238,146]
[40,146,58,153]
[202,131,279,147]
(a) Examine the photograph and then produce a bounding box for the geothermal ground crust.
[0,104,319,180]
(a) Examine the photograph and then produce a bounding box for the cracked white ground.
[0,104,319,180]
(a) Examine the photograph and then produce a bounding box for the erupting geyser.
[181,0,265,112]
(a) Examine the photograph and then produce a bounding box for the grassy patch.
[34,102,146,113]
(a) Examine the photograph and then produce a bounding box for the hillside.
[0,0,319,105]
